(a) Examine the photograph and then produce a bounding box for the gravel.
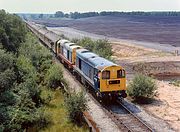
[122,99,174,132]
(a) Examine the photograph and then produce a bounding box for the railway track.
[54,54,154,132]
[115,99,154,132]
[88,92,154,132]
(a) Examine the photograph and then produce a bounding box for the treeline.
[54,11,180,19]
[0,10,64,131]
[19,11,180,20]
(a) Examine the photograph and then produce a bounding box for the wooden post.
[175,50,178,56]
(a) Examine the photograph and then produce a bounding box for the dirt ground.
[111,41,180,131]
[111,40,173,59]
[140,81,180,131]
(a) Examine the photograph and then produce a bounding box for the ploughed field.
[33,15,180,47]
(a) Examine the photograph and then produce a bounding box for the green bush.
[0,49,15,72]
[0,10,27,52]
[94,39,112,59]
[34,108,52,130]
[127,74,157,99]
[0,10,53,131]
[18,33,52,71]
[16,55,37,82]
[65,92,88,123]
[76,37,113,59]
[45,64,64,88]
[40,86,53,104]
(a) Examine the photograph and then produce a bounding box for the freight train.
[26,21,127,100]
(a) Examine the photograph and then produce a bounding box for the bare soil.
[140,81,180,131]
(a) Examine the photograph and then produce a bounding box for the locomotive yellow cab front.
[99,66,126,92]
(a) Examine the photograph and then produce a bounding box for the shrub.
[65,92,88,123]
[35,108,52,130]
[45,64,64,89]
[18,33,52,71]
[40,86,53,104]
[0,10,27,52]
[77,37,94,51]
[127,74,157,99]
[0,49,15,72]
[94,39,113,59]
[16,55,37,83]
[76,37,113,60]
[0,125,4,132]
[170,80,180,87]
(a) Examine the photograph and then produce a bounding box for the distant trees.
[39,14,43,19]
[17,11,180,20]
[55,11,64,18]
[52,11,180,19]
[19,11,180,20]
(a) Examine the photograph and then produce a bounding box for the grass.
[40,89,88,132]
[170,80,180,87]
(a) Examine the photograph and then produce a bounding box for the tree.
[39,14,43,19]
[94,39,112,59]
[0,49,16,92]
[127,74,157,100]
[45,64,64,89]
[0,10,27,52]
[64,13,69,18]
[65,92,88,123]
[55,11,64,18]
[76,37,94,51]
[76,37,113,59]
[0,10,52,131]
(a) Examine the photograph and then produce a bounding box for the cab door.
[94,69,100,90]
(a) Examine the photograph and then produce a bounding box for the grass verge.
[40,89,88,132]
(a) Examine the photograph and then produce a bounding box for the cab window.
[102,70,110,79]
[117,70,125,78]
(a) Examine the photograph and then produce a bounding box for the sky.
[0,0,180,13]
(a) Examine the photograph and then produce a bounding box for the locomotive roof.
[76,49,98,61]
[76,48,116,70]
[88,57,116,70]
